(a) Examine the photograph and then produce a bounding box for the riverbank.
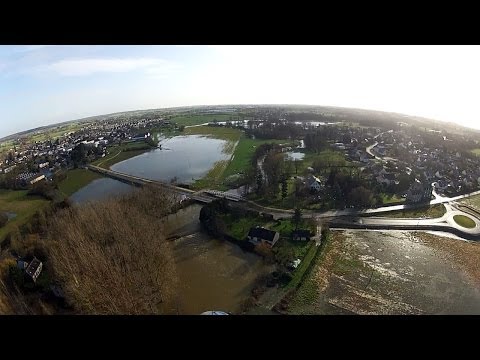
[59,141,156,200]
[92,141,156,169]
[58,168,104,197]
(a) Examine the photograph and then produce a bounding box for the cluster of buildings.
[0,117,169,185]
[313,124,480,200]
[367,129,480,197]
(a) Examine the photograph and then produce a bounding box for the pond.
[111,135,230,184]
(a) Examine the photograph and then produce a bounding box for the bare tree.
[46,187,178,314]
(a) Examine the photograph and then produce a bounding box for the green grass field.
[286,241,320,290]
[381,204,446,219]
[470,148,480,156]
[184,126,290,190]
[381,193,405,205]
[172,114,235,127]
[58,169,104,197]
[30,123,82,143]
[92,141,153,169]
[0,190,50,241]
[453,215,476,228]
[223,137,289,180]
[221,213,271,240]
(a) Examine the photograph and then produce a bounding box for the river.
[164,204,269,315]
[69,135,268,314]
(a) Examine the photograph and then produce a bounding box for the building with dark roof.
[247,227,279,247]
[292,229,311,241]
[25,257,43,283]
[406,179,433,203]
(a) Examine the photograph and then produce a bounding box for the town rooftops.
[248,227,278,242]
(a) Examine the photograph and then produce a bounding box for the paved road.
[87,163,480,240]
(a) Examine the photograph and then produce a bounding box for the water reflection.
[111,135,230,184]
[70,178,133,204]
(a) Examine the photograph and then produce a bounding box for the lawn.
[0,190,50,242]
[58,168,104,197]
[172,114,235,127]
[453,215,476,228]
[296,150,352,176]
[381,193,405,205]
[223,136,289,180]
[470,148,480,156]
[285,241,320,290]
[381,204,446,219]
[221,213,271,240]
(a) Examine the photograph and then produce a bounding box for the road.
[87,163,480,240]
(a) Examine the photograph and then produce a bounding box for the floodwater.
[70,178,133,204]
[111,135,230,184]
[286,152,305,161]
[164,204,268,315]
[293,230,480,315]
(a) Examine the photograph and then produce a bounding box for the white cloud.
[43,57,180,77]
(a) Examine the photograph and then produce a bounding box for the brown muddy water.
[163,204,269,315]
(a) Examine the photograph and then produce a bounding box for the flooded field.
[288,230,480,314]
[164,205,269,315]
[70,178,133,204]
[111,135,230,184]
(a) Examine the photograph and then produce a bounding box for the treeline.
[246,122,302,140]
[325,169,378,208]
[0,186,179,315]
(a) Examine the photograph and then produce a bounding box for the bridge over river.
[87,165,244,204]
[87,165,480,241]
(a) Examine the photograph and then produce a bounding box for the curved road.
[87,163,480,240]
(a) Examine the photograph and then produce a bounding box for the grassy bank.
[185,126,292,190]
[92,141,154,169]
[0,190,50,242]
[285,241,320,290]
[223,137,289,180]
[184,126,243,190]
[381,204,446,219]
[58,169,103,197]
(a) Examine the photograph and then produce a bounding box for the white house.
[307,175,322,192]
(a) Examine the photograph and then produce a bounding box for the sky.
[1,45,480,138]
